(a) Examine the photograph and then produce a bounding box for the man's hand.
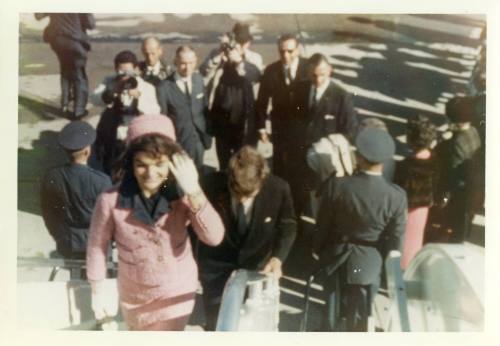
[259,130,270,143]
[228,48,243,64]
[261,257,282,278]
[127,88,141,99]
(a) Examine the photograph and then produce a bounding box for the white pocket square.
[325,114,336,120]
[264,217,272,223]
[196,93,204,99]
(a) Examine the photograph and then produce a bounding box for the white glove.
[167,153,201,195]
[90,281,110,321]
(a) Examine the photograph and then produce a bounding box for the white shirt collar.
[174,72,192,93]
[310,79,331,105]
[362,170,383,176]
[146,61,161,75]
[283,57,299,81]
[231,195,256,224]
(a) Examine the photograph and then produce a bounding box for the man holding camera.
[200,23,262,169]
[200,22,263,107]
[91,50,160,175]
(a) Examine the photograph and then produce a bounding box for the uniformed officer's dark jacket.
[41,163,112,258]
[314,172,407,285]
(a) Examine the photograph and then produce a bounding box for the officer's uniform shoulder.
[87,166,112,182]
[386,181,407,199]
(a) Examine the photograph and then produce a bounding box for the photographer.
[200,24,262,170]
[91,50,160,176]
[200,23,263,108]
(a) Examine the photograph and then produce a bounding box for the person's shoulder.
[265,174,289,191]
[263,60,282,74]
[385,180,407,200]
[86,167,112,183]
[329,80,349,95]
[42,164,66,181]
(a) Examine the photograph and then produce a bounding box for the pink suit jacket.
[86,188,224,294]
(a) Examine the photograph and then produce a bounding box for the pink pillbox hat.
[126,114,177,144]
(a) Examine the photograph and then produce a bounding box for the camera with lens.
[220,32,237,55]
[115,70,138,93]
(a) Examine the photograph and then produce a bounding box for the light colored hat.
[126,114,176,144]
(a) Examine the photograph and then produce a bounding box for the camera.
[115,71,138,93]
[220,32,237,55]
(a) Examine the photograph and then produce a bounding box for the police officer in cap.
[313,128,407,331]
[41,121,112,279]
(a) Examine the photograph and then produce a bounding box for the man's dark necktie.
[311,87,318,113]
[286,67,293,85]
[236,202,248,237]
[183,80,190,100]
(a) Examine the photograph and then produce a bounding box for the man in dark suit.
[198,146,297,330]
[41,121,112,279]
[314,128,407,331]
[291,53,359,216]
[35,13,95,118]
[157,46,212,170]
[256,33,309,180]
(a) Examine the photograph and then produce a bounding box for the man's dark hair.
[278,33,299,46]
[114,50,138,69]
[307,53,330,69]
[228,146,269,198]
[407,114,437,152]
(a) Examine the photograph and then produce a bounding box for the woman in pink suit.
[395,115,438,270]
[86,114,224,330]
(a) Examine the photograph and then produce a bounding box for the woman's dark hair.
[112,134,183,183]
[228,146,269,198]
[406,115,437,152]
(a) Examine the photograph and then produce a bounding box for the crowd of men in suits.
[38,15,484,331]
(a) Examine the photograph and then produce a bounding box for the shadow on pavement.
[18,130,68,216]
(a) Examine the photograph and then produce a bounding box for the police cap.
[58,121,96,151]
[355,127,395,163]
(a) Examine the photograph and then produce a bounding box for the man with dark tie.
[291,53,358,215]
[138,36,170,87]
[256,33,309,180]
[156,46,212,170]
[198,146,297,330]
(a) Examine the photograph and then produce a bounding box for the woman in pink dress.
[395,115,438,270]
[86,114,224,330]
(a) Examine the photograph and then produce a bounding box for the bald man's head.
[142,36,163,67]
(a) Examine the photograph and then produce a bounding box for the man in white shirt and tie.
[157,46,212,171]
[198,146,297,330]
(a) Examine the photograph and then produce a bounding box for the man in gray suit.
[314,128,407,331]
[157,46,212,170]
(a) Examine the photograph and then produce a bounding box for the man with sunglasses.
[256,33,309,181]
